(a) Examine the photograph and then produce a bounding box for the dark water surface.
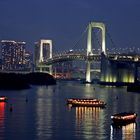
[0,81,140,140]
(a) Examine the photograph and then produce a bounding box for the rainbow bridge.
[36,21,140,83]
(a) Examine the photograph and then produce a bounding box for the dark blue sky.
[0,0,140,52]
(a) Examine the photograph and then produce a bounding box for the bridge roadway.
[37,53,140,67]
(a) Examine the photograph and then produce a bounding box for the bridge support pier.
[49,65,53,75]
[38,66,52,75]
[39,67,43,72]
[86,61,91,83]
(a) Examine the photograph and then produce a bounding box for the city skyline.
[0,0,140,53]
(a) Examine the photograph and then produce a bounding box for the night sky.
[0,0,140,53]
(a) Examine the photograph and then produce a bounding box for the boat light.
[111,116,114,119]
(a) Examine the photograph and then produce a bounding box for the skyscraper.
[1,40,28,71]
[24,51,33,71]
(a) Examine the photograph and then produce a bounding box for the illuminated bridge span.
[108,54,140,62]
[37,21,106,82]
[38,53,101,66]
[36,21,140,83]
[38,54,140,67]
[38,52,140,66]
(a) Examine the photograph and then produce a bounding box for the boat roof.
[112,112,136,116]
[68,98,99,100]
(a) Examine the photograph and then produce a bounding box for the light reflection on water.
[74,107,105,140]
[110,123,136,140]
[36,86,53,139]
[0,81,140,140]
[0,102,6,140]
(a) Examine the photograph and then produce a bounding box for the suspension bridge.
[35,21,140,83]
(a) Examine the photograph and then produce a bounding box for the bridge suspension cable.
[71,25,88,52]
[53,26,88,58]
[106,26,118,49]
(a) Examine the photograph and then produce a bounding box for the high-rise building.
[0,40,29,71]
[24,51,33,71]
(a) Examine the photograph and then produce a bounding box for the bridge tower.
[35,39,52,74]
[86,22,106,83]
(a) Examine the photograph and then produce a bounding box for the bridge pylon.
[86,21,106,83]
[35,39,53,74]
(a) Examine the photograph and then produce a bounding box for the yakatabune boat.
[67,98,106,107]
[111,112,137,124]
[0,96,8,102]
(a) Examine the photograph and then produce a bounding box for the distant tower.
[35,39,52,74]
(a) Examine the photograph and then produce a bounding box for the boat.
[111,112,137,125]
[67,98,106,108]
[0,96,8,102]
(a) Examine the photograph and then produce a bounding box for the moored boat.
[67,98,106,108]
[0,96,8,102]
[111,112,137,125]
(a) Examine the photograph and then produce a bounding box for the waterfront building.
[24,51,33,71]
[100,53,135,83]
[1,40,25,71]
[1,40,30,71]
[53,61,73,79]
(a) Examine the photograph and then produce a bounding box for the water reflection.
[110,123,136,140]
[74,107,104,139]
[75,107,102,125]
[36,86,53,139]
[0,102,6,139]
[83,84,96,98]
